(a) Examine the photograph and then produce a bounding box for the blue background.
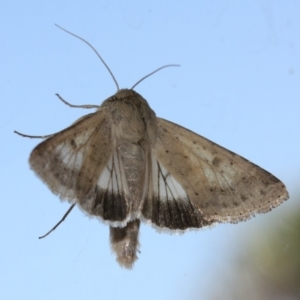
[2,1,299,299]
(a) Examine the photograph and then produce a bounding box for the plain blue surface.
[2,1,299,299]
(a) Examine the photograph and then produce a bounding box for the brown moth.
[16,26,288,269]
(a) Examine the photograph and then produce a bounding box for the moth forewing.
[29,109,113,203]
[153,118,288,225]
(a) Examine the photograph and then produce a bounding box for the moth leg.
[56,93,99,109]
[14,130,54,139]
[109,219,140,269]
[38,204,76,239]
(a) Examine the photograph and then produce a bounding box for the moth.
[16,26,289,269]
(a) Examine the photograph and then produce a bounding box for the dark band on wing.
[142,195,210,230]
[90,188,128,221]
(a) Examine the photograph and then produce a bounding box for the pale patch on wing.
[97,150,129,195]
[154,159,188,203]
[53,127,95,173]
[141,155,208,230]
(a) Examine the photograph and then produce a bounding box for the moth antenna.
[39,204,76,239]
[131,64,180,90]
[14,130,53,139]
[55,24,119,91]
